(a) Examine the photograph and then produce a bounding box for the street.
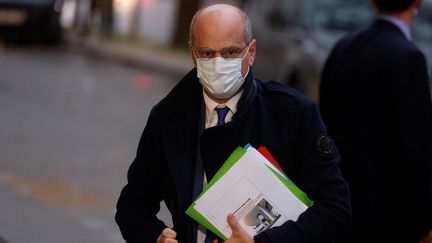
[0,44,176,243]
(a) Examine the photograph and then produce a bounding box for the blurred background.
[0,0,431,242]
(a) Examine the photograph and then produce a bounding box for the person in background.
[319,0,432,242]
[116,3,351,243]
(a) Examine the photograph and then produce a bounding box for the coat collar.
[371,18,408,39]
[159,68,203,119]
[234,68,257,122]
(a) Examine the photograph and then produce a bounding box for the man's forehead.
[194,8,243,30]
[193,29,244,49]
[193,6,245,48]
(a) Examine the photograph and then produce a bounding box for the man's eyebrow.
[195,47,213,50]
[196,44,244,50]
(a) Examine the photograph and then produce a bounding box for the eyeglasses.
[192,43,250,61]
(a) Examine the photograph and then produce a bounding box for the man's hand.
[224,213,254,243]
[157,227,178,243]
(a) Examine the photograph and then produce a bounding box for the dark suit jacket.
[320,19,432,242]
[116,69,351,243]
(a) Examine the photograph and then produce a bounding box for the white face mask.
[196,46,250,100]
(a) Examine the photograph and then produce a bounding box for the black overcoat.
[116,69,351,243]
[320,19,432,242]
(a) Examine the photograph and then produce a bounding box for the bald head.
[188,3,257,92]
[189,4,253,46]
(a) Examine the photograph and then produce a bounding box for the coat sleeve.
[115,105,168,243]
[254,101,352,243]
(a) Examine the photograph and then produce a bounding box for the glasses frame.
[192,43,250,61]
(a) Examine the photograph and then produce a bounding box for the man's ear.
[189,41,197,67]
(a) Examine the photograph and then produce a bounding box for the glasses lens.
[195,48,214,60]
[220,48,243,59]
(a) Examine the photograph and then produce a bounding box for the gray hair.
[189,6,253,45]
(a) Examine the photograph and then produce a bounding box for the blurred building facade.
[61,0,432,100]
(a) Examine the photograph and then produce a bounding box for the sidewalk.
[66,34,193,79]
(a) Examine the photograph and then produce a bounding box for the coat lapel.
[161,117,199,206]
[158,68,203,210]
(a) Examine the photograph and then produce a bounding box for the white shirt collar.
[203,89,243,128]
[379,15,412,40]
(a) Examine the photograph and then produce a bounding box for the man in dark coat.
[319,0,432,242]
[116,4,351,243]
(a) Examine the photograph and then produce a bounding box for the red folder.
[257,146,286,176]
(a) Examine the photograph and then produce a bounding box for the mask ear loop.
[241,43,252,79]
[191,46,199,60]
[241,43,252,60]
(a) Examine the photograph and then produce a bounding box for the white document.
[192,147,309,239]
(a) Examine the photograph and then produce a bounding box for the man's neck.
[204,88,243,104]
[379,8,415,27]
